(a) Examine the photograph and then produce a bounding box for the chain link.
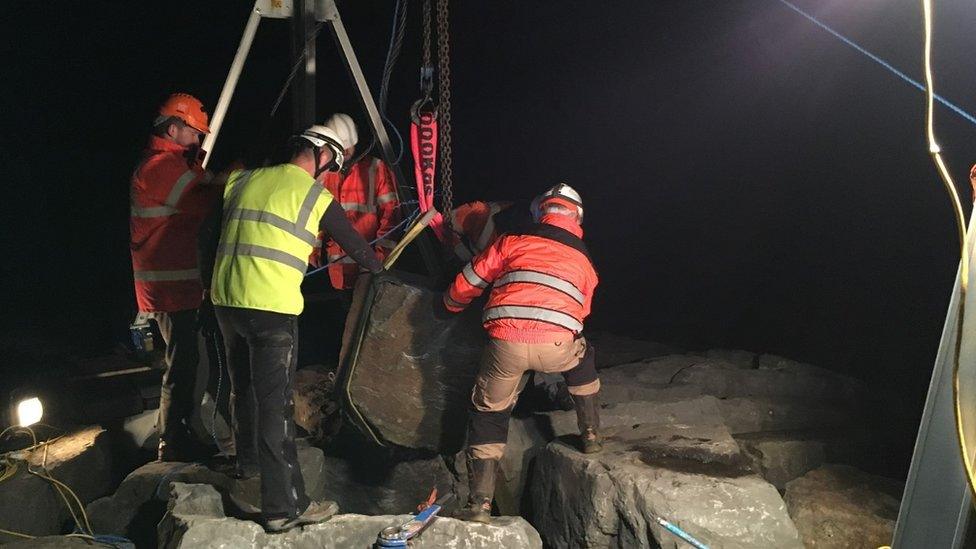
[436,0,453,230]
[422,0,432,68]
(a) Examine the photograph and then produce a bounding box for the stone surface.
[340,278,486,452]
[87,444,327,548]
[585,332,674,368]
[319,452,460,516]
[530,436,802,549]
[0,427,123,542]
[736,433,827,490]
[699,348,758,368]
[292,368,339,444]
[784,465,902,549]
[674,361,860,402]
[158,482,542,549]
[717,397,855,434]
[540,395,731,439]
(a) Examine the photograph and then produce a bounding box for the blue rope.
[775,0,976,127]
[303,204,421,278]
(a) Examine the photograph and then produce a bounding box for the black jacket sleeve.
[197,196,223,291]
[319,201,384,273]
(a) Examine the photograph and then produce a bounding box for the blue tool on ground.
[655,515,709,549]
[375,489,454,547]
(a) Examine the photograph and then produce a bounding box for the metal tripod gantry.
[200,0,440,276]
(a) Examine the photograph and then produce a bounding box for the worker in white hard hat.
[309,113,401,295]
[210,122,385,533]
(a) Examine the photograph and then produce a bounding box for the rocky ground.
[1,334,902,548]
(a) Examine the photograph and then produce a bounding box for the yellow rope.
[920,0,976,506]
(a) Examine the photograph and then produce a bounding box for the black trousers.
[214,305,309,520]
[155,309,200,444]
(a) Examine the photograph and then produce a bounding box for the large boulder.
[736,431,874,490]
[0,427,124,542]
[87,444,327,548]
[292,368,339,444]
[530,434,802,549]
[585,332,674,368]
[319,452,460,515]
[158,482,542,549]
[339,277,486,452]
[717,397,856,434]
[674,360,861,402]
[784,465,902,549]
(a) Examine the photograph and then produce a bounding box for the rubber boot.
[453,458,498,523]
[572,393,603,454]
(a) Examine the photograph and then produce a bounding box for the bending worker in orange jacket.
[441,183,602,523]
[130,93,228,461]
[311,113,400,292]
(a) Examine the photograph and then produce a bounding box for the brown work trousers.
[469,337,600,460]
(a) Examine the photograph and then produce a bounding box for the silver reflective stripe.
[367,158,379,210]
[475,202,502,251]
[131,205,177,217]
[340,202,375,214]
[494,270,585,304]
[130,170,200,218]
[225,208,318,246]
[133,268,200,282]
[165,170,198,208]
[376,192,397,205]
[295,183,324,230]
[328,254,356,264]
[483,305,583,332]
[462,263,488,289]
[218,243,308,273]
[222,170,255,227]
[445,294,466,309]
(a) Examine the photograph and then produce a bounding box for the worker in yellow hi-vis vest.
[210,123,384,533]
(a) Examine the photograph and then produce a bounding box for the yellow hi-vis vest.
[211,164,333,315]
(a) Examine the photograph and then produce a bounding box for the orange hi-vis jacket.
[317,157,399,289]
[444,213,598,343]
[449,201,513,261]
[130,136,219,312]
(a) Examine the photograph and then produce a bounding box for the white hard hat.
[324,113,358,150]
[297,124,346,171]
[537,183,583,221]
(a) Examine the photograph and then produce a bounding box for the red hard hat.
[157,93,210,133]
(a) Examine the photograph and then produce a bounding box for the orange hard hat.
[156,93,210,133]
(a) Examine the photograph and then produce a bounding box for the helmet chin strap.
[313,146,341,178]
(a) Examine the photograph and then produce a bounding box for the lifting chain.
[421,0,433,69]
[436,0,454,231]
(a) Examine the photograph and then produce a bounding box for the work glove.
[430,293,456,322]
[198,294,218,338]
[970,163,976,203]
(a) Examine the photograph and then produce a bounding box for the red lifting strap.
[410,109,446,242]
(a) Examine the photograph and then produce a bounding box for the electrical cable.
[378,0,409,165]
[918,0,976,506]
[303,202,421,278]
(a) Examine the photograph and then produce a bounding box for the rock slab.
[87,445,327,548]
[341,278,486,452]
[530,430,802,548]
[784,465,902,549]
[158,482,542,549]
[0,427,122,541]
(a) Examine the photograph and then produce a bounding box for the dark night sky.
[3,0,976,476]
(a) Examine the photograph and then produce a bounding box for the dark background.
[3,0,976,478]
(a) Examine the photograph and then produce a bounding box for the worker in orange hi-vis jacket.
[130,93,230,462]
[309,113,400,293]
[439,184,602,524]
